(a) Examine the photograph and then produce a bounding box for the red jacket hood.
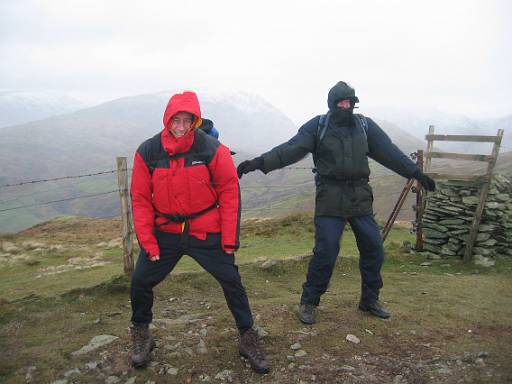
[162,91,202,130]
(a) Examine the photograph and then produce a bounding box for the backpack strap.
[142,133,170,175]
[354,113,368,140]
[317,112,331,143]
[317,112,368,143]
[313,112,330,171]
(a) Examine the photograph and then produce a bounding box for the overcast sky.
[1,0,511,123]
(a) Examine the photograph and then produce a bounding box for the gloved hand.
[413,170,436,191]
[237,157,263,179]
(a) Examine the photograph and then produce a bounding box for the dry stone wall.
[421,175,512,265]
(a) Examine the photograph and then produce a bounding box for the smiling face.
[168,111,194,138]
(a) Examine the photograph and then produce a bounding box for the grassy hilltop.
[1,214,512,383]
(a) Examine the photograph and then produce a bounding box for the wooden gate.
[423,126,504,262]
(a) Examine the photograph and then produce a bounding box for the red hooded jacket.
[130,91,241,256]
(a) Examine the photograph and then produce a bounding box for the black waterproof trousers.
[131,231,253,333]
[300,215,384,305]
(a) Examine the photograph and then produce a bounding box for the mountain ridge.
[0,92,509,233]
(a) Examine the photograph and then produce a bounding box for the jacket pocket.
[355,184,374,205]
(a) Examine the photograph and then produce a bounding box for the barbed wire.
[0,168,410,217]
[0,177,119,205]
[0,169,121,189]
[0,161,405,193]
[2,142,509,191]
[0,153,440,222]
[0,187,408,220]
[0,190,118,213]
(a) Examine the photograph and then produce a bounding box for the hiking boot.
[130,324,156,368]
[358,300,391,319]
[239,328,270,374]
[297,303,316,324]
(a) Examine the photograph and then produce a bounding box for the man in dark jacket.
[237,81,435,323]
[130,91,269,373]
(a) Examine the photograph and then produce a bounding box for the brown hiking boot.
[130,324,156,368]
[239,328,270,374]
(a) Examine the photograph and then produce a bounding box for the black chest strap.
[153,203,219,246]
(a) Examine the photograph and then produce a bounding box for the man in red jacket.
[129,91,269,374]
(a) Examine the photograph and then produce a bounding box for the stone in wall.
[421,174,512,264]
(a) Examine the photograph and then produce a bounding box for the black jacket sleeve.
[366,118,419,178]
[260,116,318,173]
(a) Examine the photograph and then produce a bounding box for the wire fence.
[0,144,504,221]
[0,169,119,189]
[0,190,119,213]
[0,159,428,257]
[0,163,410,216]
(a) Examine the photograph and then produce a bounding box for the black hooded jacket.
[259,113,419,217]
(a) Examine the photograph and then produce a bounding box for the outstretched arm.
[366,118,435,190]
[237,117,318,178]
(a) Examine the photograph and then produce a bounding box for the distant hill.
[1,91,508,233]
[364,106,512,153]
[0,91,298,184]
[0,90,88,128]
[0,91,298,232]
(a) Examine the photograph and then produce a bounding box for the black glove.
[413,170,436,191]
[237,157,263,179]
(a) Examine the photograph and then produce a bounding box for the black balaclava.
[330,101,354,126]
[327,81,359,126]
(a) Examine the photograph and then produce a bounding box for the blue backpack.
[200,118,219,139]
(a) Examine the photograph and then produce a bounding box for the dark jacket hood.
[327,81,359,109]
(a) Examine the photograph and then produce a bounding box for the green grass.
[2,213,511,302]
[1,214,512,383]
[1,245,511,383]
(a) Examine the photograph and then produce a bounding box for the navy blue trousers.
[131,231,253,333]
[301,215,384,305]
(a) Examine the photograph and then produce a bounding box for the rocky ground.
[2,252,512,384]
[1,216,511,383]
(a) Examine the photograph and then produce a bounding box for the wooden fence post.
[425,125,434,173]
[116,157,134,275]
[463,129,504,262]
[415,150,424,251]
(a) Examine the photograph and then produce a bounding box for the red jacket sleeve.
[130,152,159,257]
[208,144,241,252]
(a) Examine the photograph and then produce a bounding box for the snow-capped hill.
[148,89,300,151]
[0,90,89,128]
[201,91,281,116]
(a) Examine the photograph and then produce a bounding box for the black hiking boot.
[130,324,156,368]
[239,328,270,374]
[358,300,391,319]
[297,303,316,324]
